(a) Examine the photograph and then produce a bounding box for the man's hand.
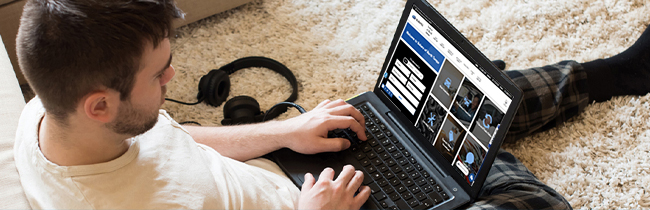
[279,99,366,154]
[298,165,371,210]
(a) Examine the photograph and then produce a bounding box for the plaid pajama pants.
[464,61,589,209]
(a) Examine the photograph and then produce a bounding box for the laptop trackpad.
[272,148,346,188]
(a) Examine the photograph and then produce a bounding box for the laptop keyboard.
[328,103,450,209]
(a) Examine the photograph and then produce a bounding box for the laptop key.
[389,192,401,201]
[386,131,393,137]
[391,165,402,173]
[421,199,434,209]
[440,192,449,200]
[366,165,377,173]
[390,136,399,143]
[379,200,389,209]
[377,178,389,187]
[409,185,421,194]
[374,145,385,153]
[360,158,371,167]
[415,192,427,201]
[372,158,383,166]
[427,177,436,184]
[415,177,427,186]
[362,145,372,153]
[397,157,408,166]
[434,185,442,192]
[369,183,381,194]
[373,192,387,201]
[396,185,408,193]
[404,165,414,172]
[398,172,409,180]
[378,123,387,130]
[383,171,395,179]
[404,178,414,187]
[354,152,365,160]
[386,145,397,153]
[370,126,380,133]
[395,142,405,150]
[394,199,410,210]
[401,191,413,200]
[371,172,382,180]
[407,198,419,208]
[367,152,378,160]
[381,138,392,146]
[415,164,423,171]
[422,185,433,193]
[386,158,397,167]
[390,178,400,186]
[369,139,380,147]
[383,185,395,194]
[380,152,392,160]
[410,171,421,179]
[362,171,372,185]
[428,191,443,204]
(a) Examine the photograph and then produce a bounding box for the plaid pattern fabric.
[464,61,589,209]
[504,60,590,142]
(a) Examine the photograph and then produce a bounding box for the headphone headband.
[219,57,299,121]
[197,56,299,125]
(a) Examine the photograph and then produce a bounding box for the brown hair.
[17,0,184,123]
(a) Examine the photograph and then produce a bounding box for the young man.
[14,0,369,209]
[14,0,650,209]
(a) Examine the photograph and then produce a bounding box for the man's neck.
[38,114,132,166]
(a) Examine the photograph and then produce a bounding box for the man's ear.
[82,90,121,123]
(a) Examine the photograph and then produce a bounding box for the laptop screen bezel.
[372,0,523,199]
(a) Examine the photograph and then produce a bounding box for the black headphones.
[194,56,299,125]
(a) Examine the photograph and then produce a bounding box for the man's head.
[17,0,183,134]
[471,95,480,109]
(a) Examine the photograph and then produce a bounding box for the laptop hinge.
[386,111,449,178]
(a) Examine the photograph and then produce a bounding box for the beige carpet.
[163,0,650,208]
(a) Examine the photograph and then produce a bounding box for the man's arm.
[183,99,367,162]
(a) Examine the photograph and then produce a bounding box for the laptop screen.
[377,5,514,186]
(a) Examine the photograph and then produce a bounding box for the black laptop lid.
[372,0,523,199]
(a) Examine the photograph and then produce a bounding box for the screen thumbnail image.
[453,135,487,185]
[416,96,447,144]
[433,114,467,163]
[431,60,464,108]
[470,98,505,147]
[450,78,484,128]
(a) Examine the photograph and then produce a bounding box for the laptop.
[271,0,523,209]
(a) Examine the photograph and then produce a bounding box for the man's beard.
[106,100,159,136]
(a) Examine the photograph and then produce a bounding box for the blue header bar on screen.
[400,23,445,72]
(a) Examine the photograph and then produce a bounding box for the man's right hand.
[298,165,371,210]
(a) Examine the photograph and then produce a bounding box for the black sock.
[583,25,650,102]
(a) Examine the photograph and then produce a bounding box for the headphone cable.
[164,97,205,125]
[165,97,205,105]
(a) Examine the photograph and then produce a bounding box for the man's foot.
[582,25,650,102]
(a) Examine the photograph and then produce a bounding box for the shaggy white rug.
[164,0,650,208]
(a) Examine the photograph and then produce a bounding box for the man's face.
[471,96,480,109]
[106,38,175,136]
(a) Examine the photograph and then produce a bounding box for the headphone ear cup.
[198,70,230,107]
[222,96,262,125]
